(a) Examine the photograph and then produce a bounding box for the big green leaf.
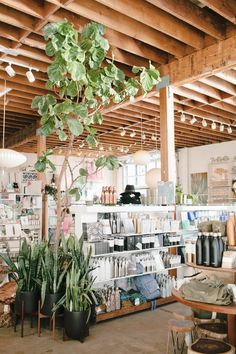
[67,118,83,136]
[73,104,88,119]
[68,62,86,81]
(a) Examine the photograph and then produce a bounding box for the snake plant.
[53,235,97,313]
[40,242,68,307]
[1,238,45,293]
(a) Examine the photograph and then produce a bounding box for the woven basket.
[0,312,12,328]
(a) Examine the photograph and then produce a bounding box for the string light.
[151,134,157,141]
[219,124,224,132]
[211,121,216,130]
[227,126,232,134]
[141,133,146,140]
[180,112,186,122]
[130,130,136,138]
[190,116,197,125]
[99,145,104,151]
[120,128,126,136]
[202,119,207,127]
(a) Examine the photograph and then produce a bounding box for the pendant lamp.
[0,81,27,168]
[145,116,160,188]
[133,113,150,165]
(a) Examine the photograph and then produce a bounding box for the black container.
[150,235,155,248]
[117,237,124,252]
[210,234,220,268]
[196,234,203,265]
[142,236,146,249]
[41,292,64,316]
[124,236,134,251]
[15,291,39,314]
[64,309,89,342]
[114,237,118,251]
[202,234,210,266]
[145,235,150,249]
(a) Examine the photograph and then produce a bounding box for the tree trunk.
[55,135,74,244]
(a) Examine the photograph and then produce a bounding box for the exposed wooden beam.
[66,0,188,57]
[146,0,225,39]
[0,0,44,19]
[0,3,36,30]
[95,0,204,49]
[160,35,236,85]
[200,0,236,25]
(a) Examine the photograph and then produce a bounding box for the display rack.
[0,193,42,255]
[72,204,183,321]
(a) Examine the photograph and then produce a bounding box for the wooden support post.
[160,86,176,183]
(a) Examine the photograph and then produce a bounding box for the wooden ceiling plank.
[0,23,21,42]
[200,76,236,95]
[66,0,188,57]
[0,4,36,30]
[200,0,236,25]
[183,82,222,100]
[50,9,169,64]
[146,0,225,39]
[0,0,44,18]
[174,87,209,104]
[215,69,236,85]
[95,0,204,49]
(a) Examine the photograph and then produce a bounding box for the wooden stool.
[188,338,235,354]
[167,319,195,354]
[198,322,228,341]
[173,307,194,321]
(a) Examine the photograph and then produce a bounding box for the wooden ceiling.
[1,0,236,155]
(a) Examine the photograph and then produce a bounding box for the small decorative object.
[83,222,103,242]
[119,185,141,204]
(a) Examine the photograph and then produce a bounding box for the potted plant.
[1,239,44,314]
[53,235,96,342]
[32,19,160,244]
[40,242,68,316]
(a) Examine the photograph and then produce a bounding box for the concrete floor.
[0,302,185,354]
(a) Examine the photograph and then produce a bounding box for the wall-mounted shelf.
[186,262,236,273]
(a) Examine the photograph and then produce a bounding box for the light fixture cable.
[2,80,6,149]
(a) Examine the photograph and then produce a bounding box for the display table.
[172,288,236,346]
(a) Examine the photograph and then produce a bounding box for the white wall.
[177,140,236,193]
[1,152,116,200]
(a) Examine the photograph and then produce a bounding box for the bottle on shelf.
[101,187,105,204]
[217,232,224,266]
[202,232,210,266]
[196,232,203,265]
[210,233,220,268]
[104,187,110,205]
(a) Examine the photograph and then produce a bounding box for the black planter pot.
[15,291,39,315]
[41,292,64,316]
[64,309,90,342]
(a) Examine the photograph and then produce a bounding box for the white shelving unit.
[0,193,42,255]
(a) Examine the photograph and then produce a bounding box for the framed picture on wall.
[191,172,208,204]
[86,161,103,181]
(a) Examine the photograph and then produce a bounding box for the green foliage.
[40,243,68,307]
[34,149,56,173]
[53,235,97,313]
[33,18,160,201]
[95,155,119,170]
[0,239,45,293]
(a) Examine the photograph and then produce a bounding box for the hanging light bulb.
[0,80,26,168]
[99,145,104,151]
[108,145,113,152]
[202,119,207,127]
[141,133,146,140]
[211,121,216,130]
[124,147,129,154]
[120,146,124,153]
[26,69,35,83]
[79,142,84,148]
[130,131,136,138]
[227,126,232,134]
[120,128,126,136]
[129,96,135,103]
[5,63,15,77]
[180,112,186,122]
[219,124,224,132]
[190,116,197,125]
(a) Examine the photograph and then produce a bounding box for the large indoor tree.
[32,19,160,242]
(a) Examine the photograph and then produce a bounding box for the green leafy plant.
[53,235,96,313]
[1,239,45,293]
[40,242,68,307]
[32,19,160,241]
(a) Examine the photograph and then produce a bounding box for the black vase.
[41,292,64,316]
[15,291,39,314]
[64,309,90,342]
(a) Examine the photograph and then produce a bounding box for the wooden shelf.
[186,262,236,273]
[96,296,175,322]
